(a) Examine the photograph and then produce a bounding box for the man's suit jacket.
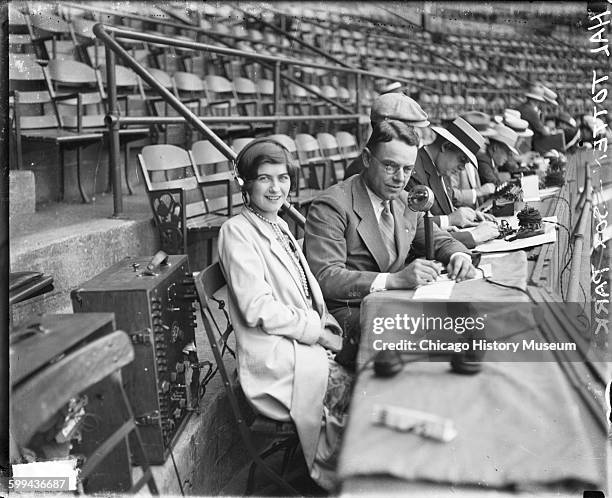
[304,173,469,313]
[477,151,503,186]
[517,100,547,138]
[450,163,482,208]
[407,147,476,248]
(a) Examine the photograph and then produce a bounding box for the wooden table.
[337,252,608,496]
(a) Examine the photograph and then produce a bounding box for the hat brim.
[373,116,430,127]
[525,92,546,102]
[431,126,478,167]
[489,137,519,156]
[516,128,534,138]
[544,98,559,106]
[479,128,497,137]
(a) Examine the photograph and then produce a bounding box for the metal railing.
[93,23,375,218]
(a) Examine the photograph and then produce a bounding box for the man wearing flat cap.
[407,117,499,249]
[344,92,429,179]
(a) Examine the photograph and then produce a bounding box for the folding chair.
[194,262,301,496]
[190,139,242,216]
[139,143,231,270]
[295,133,336,189]
[316,132,349,182]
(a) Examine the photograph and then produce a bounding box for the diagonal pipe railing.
[95,22,300,223]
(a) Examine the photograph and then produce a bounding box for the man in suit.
[476,123,519,186]
[408,117,499,249]
[304,119,475,369]
[344,92,430,179]
[517,83,550,146]
[450,111,497,208]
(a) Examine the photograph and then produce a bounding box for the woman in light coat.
[218,139,353,490]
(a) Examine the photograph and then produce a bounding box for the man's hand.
[470,221,500,244]
[475,210,496,222]
[387,258,443,289]
[476,183,496,198]
[318,327,343,352]
[447,253,477,282]
[448,207,479,228]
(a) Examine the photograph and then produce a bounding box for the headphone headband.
[233,138,295,188]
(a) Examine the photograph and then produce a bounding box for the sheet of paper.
[521,175,541,202]
[413,279,455,300]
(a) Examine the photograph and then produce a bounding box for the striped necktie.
[380,200,397,268]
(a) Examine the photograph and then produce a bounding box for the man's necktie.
[380,200,397,267]
[440,175,455,211]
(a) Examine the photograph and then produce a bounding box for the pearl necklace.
[247,206,311,299]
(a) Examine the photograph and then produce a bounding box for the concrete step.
[9,189,158,325]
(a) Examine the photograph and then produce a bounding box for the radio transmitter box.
[71,253,199,464]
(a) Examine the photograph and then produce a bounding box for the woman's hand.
[318,327,343,353]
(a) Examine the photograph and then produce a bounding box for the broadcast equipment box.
[10,313,133,493]
[71,253,199,464]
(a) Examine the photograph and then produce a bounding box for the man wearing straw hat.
[408,116,499,249]
[450,111,497,208]
[477,123,520,186]
[517,83,550,141]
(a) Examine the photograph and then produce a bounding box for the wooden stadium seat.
[317,132,349,182]
[44,59,149,201]
[193,262,301,496]
[139,144,231,270]
[232,77,274,135]
[230,137,255,155]
[295,133,336,189]
[268,134,322,213]
[335,131,360,163]
[203,75,252,139]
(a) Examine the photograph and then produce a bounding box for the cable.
[483,277,537,303]
[170,447,185,496]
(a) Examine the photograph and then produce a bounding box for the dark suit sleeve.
[304,194,379,302]
[519,103,548,136]
[478,156,502,186]
[408,170,476,249]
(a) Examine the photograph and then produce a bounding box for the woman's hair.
[366,120,419,151]
[235,139,300,192]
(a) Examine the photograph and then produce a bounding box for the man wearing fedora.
[407,116,499,249]
[344,92,430,179]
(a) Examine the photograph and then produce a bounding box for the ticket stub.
[371,404,457,442]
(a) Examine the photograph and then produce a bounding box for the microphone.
[406,185,435,212]
[407,185,435,260]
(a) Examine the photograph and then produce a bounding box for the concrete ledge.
[10,217,159,325]
[9,170,35,218]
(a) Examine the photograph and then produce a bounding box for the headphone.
[232,138,298,191]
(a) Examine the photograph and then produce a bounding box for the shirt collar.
[364,183,387,221]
